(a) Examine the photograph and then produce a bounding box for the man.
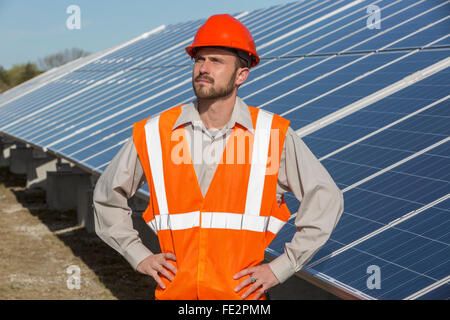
[93,14,343,300]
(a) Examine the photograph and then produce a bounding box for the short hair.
[235,49,251,69]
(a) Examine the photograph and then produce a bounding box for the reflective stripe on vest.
[147,211,285,234]
[143,109,285,235]
[144,114,169,215]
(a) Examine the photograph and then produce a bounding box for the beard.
[192,68,237,100]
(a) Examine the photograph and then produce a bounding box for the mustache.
[195,75,214,83]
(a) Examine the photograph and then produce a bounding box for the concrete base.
[46,168,92,211]
[77,187,95,233]
[9,144,31,174]
[0,138,15,168]
[26,150,58,189]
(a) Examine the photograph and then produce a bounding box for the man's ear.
[235,68,250,86]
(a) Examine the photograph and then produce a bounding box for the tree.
[20,63,41,84]
[0,66,10,93]
[2,63,41,89]
[0,63,42,93]
[38,47,90,71]
[0,47,90,93]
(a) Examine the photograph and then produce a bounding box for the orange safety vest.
[133,104,291,300]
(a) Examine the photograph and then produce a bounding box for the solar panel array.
[1,0,449,299]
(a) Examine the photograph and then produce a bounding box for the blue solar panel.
[1,0,449,299]
[311,203,449,299]
[304,84,450,158]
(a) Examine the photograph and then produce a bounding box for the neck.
[197,94,236,130]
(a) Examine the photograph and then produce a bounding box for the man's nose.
[198,60,211,74]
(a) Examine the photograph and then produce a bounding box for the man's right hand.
[136,252,177,289]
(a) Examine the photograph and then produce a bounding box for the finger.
[233,267,255,280]
[156,265,174,282]
[234,276,252,293]
[163,260,178,275]
[164,252,177,261]
[142,260,158,276]
[241,281,261,299]
[152,272,166,289]
[252,287,266,300]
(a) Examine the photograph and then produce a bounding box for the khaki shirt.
[93,97,344,284]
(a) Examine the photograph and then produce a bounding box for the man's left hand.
[233,264,279,300]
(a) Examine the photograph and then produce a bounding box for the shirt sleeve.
[92,137,153,270]
[269,127,344,283]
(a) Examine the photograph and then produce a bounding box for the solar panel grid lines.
[38,9,450,162]
[247,11,450,113]
[315,0,450,54]
[60,89,192,155]
[0,23,200,131]
[27,69,184,134]
[340,137,449,193]
[363,17,450,53]
[8,28,211,140]
[83,24,168,69]
[305,193,450,270]
[0,24,166,110]
[84,22,198,70]
[262,0,369,50]
[246,1,426,88]
[9,3,366,151]
[37,66,189,122]
[245,0,318,36]
[0,59,83,107]
[333,249,442,299]
[293,56,450,137]
[0,0,436,142]
[298,170,448,298]
[243,1,390,89]
[39,76,192,147]
[276,152,448,248]
[404,275,450,300]
[319,131,449,188]
[273,95,449,298]
[0,56,96,107]
[261,0,417,58]
[250,0,348,42]
[339,0,449,53]
[0,1,436,132]
[6,74,161,140]
[310,269,378,299]
[259,0,388,58]
[274,41,450,118]
[0,0,344,136]
[325,214,449,299]
[317,95,450,161]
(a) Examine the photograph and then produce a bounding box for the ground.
[0,167,156,300]
[0,167,339,300]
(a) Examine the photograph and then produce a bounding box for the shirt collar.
[172,96,254,134]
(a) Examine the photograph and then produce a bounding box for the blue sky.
[0,0,290,69]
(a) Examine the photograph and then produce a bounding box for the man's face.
[192,47,240,100]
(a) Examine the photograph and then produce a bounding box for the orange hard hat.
[185,14,260,68]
